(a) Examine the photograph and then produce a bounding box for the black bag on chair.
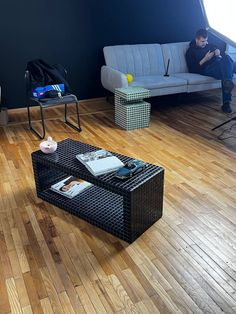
[26,59,72,93]
[25,59,81,139]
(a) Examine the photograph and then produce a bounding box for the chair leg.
[27,105,46,139]
[64,101,82,132]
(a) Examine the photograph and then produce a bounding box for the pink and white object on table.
[39,136,57,154]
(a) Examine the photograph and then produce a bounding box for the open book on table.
[76,149,124,176]
[50,176,92,199]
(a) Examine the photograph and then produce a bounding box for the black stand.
[212,116,236,131]
[164,58,170,77]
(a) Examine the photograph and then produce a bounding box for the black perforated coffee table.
[32,139,164,243]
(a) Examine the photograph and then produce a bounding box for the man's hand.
[214,49,221,57]
[204,50,215,61]
[199,50,215,66]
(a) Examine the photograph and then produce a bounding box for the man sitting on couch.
[186,29,235,113]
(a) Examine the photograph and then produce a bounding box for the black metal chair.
[25,68,82,139]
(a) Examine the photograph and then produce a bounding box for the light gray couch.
[101,42,221,97]
[227,45,236,82]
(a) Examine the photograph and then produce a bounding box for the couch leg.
[106,94,114,105]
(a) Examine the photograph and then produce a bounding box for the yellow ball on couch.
[126,73,133,83]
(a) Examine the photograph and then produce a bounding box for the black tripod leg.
[212,117,236,131]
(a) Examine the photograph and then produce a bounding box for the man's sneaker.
[222,80,234,93]
[221,102,232,113]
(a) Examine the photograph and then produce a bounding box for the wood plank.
[23,272,43,314]
[11,228,30,274]
[40,297,54,314]
[39,267,64,314]
[55,262,84,313]
[22,305,33,314]
[58,291,75,314]
[8,250,31,309]
[75,285,96,314]
[6,277,22,314]
[0,258,11,313]
[24,245,47,300]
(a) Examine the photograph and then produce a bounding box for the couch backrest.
[161,42,190,74]
[226,44,236,61]
[103,44,165,76]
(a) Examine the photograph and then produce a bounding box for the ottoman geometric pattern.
[115,87,151,130]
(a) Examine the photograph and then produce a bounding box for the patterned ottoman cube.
[115,101,151,130]
[115,87,151,130]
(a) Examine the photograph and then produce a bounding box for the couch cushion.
[103,44,165,76]
[172,73,220,85]
[161,42,189,74]
[130,75,187,90]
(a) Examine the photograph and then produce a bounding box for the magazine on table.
[50,176,92,199]
[76,149,124,176]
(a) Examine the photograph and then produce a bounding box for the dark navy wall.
[0,0,205,108]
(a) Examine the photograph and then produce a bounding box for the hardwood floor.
[0,90,236,313]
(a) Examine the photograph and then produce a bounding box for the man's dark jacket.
[185,40,218,74]
[26,59,72,93]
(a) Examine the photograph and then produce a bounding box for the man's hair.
[195,29,208,39]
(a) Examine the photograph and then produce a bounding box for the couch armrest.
[101,65,128,93]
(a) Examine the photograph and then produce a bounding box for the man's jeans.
[203,55,234,104]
